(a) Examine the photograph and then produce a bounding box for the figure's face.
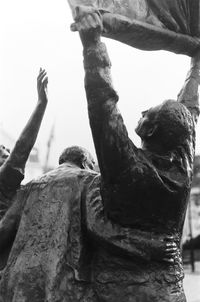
[135,109,150,137]
[85,154,95,170]
[135,105,161,141]
[0,145,10,167]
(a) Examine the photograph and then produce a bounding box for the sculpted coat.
[74,6,200,301]
[0,158,174,302]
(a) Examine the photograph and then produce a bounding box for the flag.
[68,0,200,56]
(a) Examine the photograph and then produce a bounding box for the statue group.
[0,3,200,302]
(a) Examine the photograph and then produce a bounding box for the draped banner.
[68,0,200,56]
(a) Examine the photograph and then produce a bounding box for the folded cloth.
[68,0,200,56]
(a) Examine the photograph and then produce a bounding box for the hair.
[58,145,94,169]
[153,100,193,150]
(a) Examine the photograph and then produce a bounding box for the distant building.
[0,125,43,183]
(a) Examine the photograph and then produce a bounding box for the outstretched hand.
[71,6,103,47]
[37,68,48,104]
[161,236,178,264]
[150,235,178,264]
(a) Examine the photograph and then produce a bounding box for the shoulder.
[0,163,24,198]
[0,163,24,183]
[29,165,98,187]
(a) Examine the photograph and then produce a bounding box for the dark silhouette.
[73,6,200,301]
[0,146,175,301]
[0,68,48,271]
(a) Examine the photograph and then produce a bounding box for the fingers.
[37,68,48,103]
[163,236,177,250]
[43,77,48,89]
[159,236,179,264]
[165,250,177,259]
[37,68,48,86]
[80,17,90,31]
[72,7,103,47]
[74,5,96,21]
[163,258,175,264]
[163,249,179,263]
[38,68,46,80]
[72,5,103,34]
[166,242,176,248]
[163,235,174,242]
[75,14,102,32]
[163,241,178,264]
[166,246,177,253]
[165,241,177,252]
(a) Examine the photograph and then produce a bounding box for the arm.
[5,68,48,174]
[0,69,48,215]
[0,183,32,252]
[177,50,200,122]
[84,175,177,263]
[73,7,138,184]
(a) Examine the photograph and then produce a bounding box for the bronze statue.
[72,6,200,301]
[1,7,199,301]
[68,0,200,56]
[0,68,48,271]
[0,146,175,301]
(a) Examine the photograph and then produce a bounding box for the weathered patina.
[0,69,48,271]
[74,6,200,301]
[68,0,200,56]
[0,147,175,301]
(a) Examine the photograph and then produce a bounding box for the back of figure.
[0,163,97,302]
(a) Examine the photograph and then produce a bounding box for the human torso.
[90,246,185,302]
[103,139,194,235]
[0,164,97,301]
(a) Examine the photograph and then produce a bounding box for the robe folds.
[68,0,200,56]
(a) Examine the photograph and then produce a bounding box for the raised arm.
[177,50,200,122]
[0,69,48,217]
[72,7,138,184]
[5,68,48,173]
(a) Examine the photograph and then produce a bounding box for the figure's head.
[0,145,10,167]
[59,145,95,170]
[135,100,193,152]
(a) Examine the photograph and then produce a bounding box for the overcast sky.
[0,0,200,167]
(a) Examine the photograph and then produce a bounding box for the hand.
[157,235,179,264]
[161,236,178,264]
[150,235,178,264]
[71,6,103,47]
[37,68,48,104]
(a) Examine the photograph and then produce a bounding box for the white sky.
[0,0,200,167]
